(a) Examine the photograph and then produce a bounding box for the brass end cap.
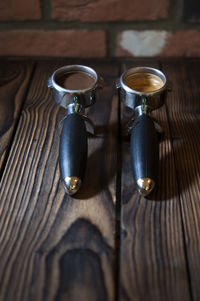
[137,178,155,196]
[63,176,82,195]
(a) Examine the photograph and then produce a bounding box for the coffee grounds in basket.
[125,73,164,92]
[57,71,95,90]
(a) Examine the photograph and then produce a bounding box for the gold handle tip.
[63,176,82,195]
[137,178,155,196]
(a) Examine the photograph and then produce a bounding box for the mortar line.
[1,19,200,31]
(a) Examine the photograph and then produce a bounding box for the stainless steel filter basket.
[48,65,103,109]
[118,67,167,110]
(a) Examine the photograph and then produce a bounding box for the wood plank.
[119,59,191,301]
[0,59,118,301]
[0,60,34,172]
[162,58,200,301]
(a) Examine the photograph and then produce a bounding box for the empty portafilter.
[48,65,103,195]
[117,67,168,196]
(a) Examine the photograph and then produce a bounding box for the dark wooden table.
[0,57,200,301]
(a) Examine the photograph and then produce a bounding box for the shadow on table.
[73,118,198,202]
[150,118,198,202]
[121,128,197,202]
[74,123,117,200]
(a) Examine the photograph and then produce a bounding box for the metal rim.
[51,65,98,94]
[120,67,167,96]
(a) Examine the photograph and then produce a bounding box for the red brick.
[51,0,169,21]
[161,30,200,56]
[116,30,200,57]
[0,30,106,57]
[0,0,41,20]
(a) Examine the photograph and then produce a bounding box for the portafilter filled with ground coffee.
[48,65,103,195]
[117,67,168,196]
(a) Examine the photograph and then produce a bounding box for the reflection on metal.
[137,178,155,196]
[64,176,82,196]
[48,65,103,109]
[67,103,82,115]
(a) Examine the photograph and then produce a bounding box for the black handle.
[130,114,159,196]
[59,113,87,195]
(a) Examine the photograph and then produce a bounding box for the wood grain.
[1,58,200,301]
[0,59,118,301]
[0,60,33,172]
[119,60,191,301]
[162,59,200,301]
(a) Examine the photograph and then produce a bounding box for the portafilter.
[48,65,103,195]
[117,67,168,196]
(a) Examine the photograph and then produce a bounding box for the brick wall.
[0,0,200,57]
